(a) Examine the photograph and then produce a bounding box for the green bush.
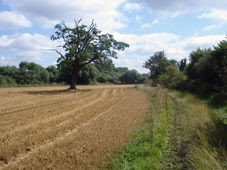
[158,65,186,89]
[0,75,17,87]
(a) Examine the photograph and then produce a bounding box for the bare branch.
[43,49,66,60]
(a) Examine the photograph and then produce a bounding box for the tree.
[177,58,187,71]
[51,20,129,89]
[46,66,59,83]
[144,51,171,80]
[18,62,49,84]
[158,65,186,89]
[0,65,19,83]
[211,40,227,94]
[119,70,144,84]
[114,67,128,74]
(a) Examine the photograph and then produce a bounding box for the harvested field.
[0,85,149,170]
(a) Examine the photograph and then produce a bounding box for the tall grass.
[171,91,227,170]
[107,86,227,170]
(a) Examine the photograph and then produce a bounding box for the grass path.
[107,86,227,170]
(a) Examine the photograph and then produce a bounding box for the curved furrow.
[0,90,101,133]
[0,92,94,130]
[0,89,107,136]
[0,88,126,165]
[0,88,149,170]
[0,91,86,116]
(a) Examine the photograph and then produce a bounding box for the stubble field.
[0,85,149,170]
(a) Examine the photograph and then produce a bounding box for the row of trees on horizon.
[0,61,147,87]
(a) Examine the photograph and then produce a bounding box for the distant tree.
[119,70,143,84]
[144,51,170,80]
[158,65,186,89]
[0,74,16,87]
[18,62,49,84]
[169,59,178,66]
[114,67,128,74]
[0,66,19,83]
[46,66,59,83]
[51,19,129,89]
[177,58,187,71]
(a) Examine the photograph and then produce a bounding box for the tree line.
[0,61,147,87]
[144,39,227,98]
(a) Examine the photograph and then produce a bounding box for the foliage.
[119,70,145,84]
[18,62,49,84]
[158,65,186,89]
[0,65,19,82]
[211,40,227,94]
[46,66,59,83]
[51,19,129,89]
[177,58,187,72]
[144,51,174,80]
[114,67,128,74]
[0,61,146,87]
[185,41,227,95]
[77,64,99,84]
[0,74,16,87]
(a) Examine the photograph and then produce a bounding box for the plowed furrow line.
[0,89,108,135]
[0,88,111,148]
[0,93,73,113]
[0,88,71,107]
[0,89,126,167]
[0,95,41,108]
[0,91,87,116]
[0,90,102,133]
[0,88,149,170]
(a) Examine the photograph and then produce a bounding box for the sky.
[0,0,226,73]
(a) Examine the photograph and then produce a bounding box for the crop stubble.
[0,85,149,169]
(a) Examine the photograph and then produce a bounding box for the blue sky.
[0,0,226,73]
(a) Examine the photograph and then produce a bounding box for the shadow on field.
[22,89,91,95]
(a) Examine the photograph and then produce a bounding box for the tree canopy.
[144,51,173,80]
[51,19,129,89]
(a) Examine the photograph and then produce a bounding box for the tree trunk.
[70,60,80,90]
[69,71,77,90]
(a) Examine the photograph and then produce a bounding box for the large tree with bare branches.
[51,20,129,89]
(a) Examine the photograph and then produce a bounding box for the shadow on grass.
[207,120,227,150]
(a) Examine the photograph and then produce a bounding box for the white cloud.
[5,0,127,32]
[114,32,181,61]
[202,24,219,31]
[112,32,226,73]
[140,23,151,29]
[0,56,5,61]
[152,19,159,24]
[0,33,59,66]
[140,19,159,29]
[123,3,141,12]
[0,11,32,29]
[198,9,227,22]
[179,34,225,50]
[135,0,227,17]
[0,33,56,51]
